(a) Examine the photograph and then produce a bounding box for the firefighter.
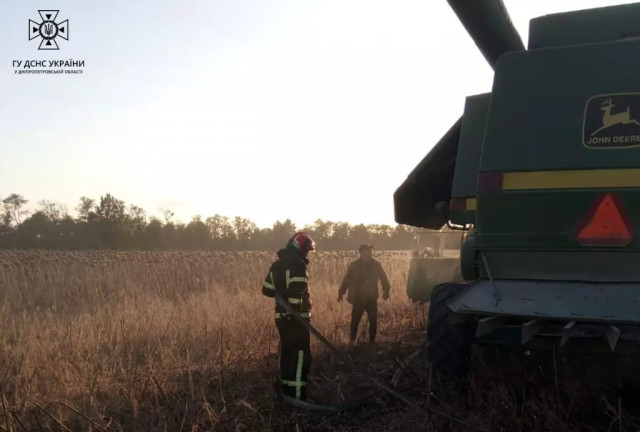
[262,232,315,401]
[337,244,391,344]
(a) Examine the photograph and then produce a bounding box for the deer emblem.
[591,97,640,136]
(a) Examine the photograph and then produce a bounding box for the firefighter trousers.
[276,316,312,401]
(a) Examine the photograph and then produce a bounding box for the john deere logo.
[584,94,640,148]
[29,10,68,50]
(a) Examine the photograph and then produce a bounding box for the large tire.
[426,283,475,381]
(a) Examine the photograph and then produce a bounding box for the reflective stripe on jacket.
[262,246,311,319]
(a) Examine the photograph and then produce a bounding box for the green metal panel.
[529,2,640,50]
[450,210,474,226]
[477,190,640,249]
[447,279,640,324]
[482,251,640,282]
[476,38,640,281]
[482,40,640,171]
[452,94,491,198]
[450,94,490,226]
[450,211,475,226]
[393,119,461,229]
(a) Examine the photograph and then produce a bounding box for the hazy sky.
[0,0,636,228]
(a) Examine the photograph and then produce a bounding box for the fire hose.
[274,295,489,431]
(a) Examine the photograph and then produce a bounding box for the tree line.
[0,193,460,251]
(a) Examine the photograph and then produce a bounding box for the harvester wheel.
[426,283,475,381]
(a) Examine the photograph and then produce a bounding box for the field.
[0,250,639,432]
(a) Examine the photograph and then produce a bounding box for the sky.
[0,0,637,228]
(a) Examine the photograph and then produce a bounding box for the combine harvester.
[395,0,640,380]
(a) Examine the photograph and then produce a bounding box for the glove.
[337,294,343,303]
[382,291,390,300]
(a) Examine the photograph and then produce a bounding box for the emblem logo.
[583,93,640,148]
[29,10,69,50]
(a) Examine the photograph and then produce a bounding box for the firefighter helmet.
[287,232,316,257]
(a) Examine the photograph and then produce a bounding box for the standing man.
[262,232,315,401]
[338,244,391,344]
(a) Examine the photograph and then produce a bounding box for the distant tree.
[233,216,257,249]
[205,215,235,249]
[255,219,296,250]
[38,200,68,221]
[95,194,126,223]
[271,219,295,247]
[124,204,146,247]
[160,208,174,224]
[94,193,128,248]
[349,224,371,248]
[76,197,95,222]
[272,219,296,237]
[0,218,16,247]
[128,204,143,228]
[128,205,146,223]
[185,216,210,249]
[232,217,252,239]
[311,219,332,241]
[0,192,457,251]
[331,222,351,250]
[0,201,11,227]
[206,215,234,239]
[391,224,418,250]
[18,211,51,247]
[159,219,186,250]
[73,197,99,248]
[57,215,77,249]
[144,217,164,249]
[3,193,29,225]
[371,225,394,249]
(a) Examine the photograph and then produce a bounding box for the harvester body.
[394,1,640,371]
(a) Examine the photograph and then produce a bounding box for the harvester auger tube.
[394,0,525,229]
[446,0,525,67]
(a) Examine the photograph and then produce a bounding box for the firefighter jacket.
[262,246,311,319]
[338,257,390,306]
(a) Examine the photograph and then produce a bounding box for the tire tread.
[426,283,475,380]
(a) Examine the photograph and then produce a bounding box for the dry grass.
[0,250,426,431]
[0,250,639,432]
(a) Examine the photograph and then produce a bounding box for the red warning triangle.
[577,193,633,246]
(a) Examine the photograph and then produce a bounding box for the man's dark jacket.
[338,257,390,305]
